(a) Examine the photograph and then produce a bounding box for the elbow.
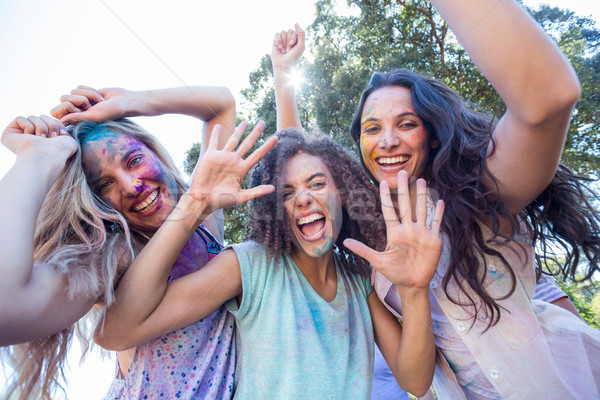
[94,323,135,352]
[523,74,581,126]
[409,386,432,398]
[401,365,435,397]
[217,86,235,111]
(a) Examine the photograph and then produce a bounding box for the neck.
[290,247,336,284]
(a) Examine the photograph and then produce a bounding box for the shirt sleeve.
[532,273,568,302]
[225,241,268,321]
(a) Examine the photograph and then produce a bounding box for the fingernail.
[60,129,67,135]
[41,133,47,138]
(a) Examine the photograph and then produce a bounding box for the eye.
[96,181,111,193]
[282,191,294,200]
[129,155,142,167]
[362,125,380,135]
[398,121,417,129]
[309,180,326,190]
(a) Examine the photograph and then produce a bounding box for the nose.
[120,175,143,196]
[294,188,313,208]
[380,126,400,151]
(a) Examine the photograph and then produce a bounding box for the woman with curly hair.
[272,0,600,397]
[0,85,244,400]
[94,127,445,399]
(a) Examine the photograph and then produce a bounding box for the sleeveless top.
[104,226,236,399]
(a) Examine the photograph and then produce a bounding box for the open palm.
[187,120,277,214]
[345,171,444,290]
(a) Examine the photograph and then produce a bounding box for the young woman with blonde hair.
[0,85,246,399]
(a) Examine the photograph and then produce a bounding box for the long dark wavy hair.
[350,68,600,326]
[247,128,387,277]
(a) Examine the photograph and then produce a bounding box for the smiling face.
[81,130,178,236]
[282,154,343,259]
[359,85,435,188]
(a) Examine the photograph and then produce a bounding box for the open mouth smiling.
[376,155,409,167]
[132,189,160,214]
[297,212,326,241]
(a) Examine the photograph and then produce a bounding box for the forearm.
[393,286,435,396]
[430,0,579,121]
[0,154,63,287]
[100,195,211,339]
[131,86,234,120]
[274,67,302,131]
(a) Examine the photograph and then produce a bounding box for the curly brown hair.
[247,128,386,277]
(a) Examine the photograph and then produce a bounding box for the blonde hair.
[2,118,188,400]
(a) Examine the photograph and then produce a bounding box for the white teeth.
[378,156,409,165]
[133,190,159,213]
[298,213,324,225]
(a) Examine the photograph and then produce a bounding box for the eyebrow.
[88,148,140,186]
[283,172,327,189]
[361,111,418,125]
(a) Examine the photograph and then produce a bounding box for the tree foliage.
[185,1,600,251]
[240,0,600,173]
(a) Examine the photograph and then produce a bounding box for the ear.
[430,137,440,149]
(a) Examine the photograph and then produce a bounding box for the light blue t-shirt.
[226,241,374,399]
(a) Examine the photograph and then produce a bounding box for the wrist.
[167,192,211,231]
[17,149,69,169]
[131,89,157,116]
[395,285,430,301]
[273,68,294,86]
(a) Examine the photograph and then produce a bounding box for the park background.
[0,0,598,398]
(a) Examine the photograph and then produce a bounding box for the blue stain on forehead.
[81,127,122,145]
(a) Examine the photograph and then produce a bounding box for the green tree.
[556,280,600,328]
[240,0,600,173]
[187,0,600,247]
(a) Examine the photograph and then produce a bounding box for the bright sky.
[0,0,598,398]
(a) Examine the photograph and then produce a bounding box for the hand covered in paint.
[271,23,305,72]
[1,115,77,163]
[344,170,444,290]
[186,120,278,214]
[51,85,142,125]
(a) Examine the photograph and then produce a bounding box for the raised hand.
[1,115,77,162]
[51,85,141,125]
[272,23,305,72]
[344,170,444,290]
[187,120,278,214]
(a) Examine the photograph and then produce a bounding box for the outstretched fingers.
[343,238,379,265]
[396,170,413,223]
[237,184,276,204]
[430,200,445,234]
[379,179,399,226]
[222,121,248,152]
[415,178,428,226]
[244,135,278,169]
[234,120,265,156]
